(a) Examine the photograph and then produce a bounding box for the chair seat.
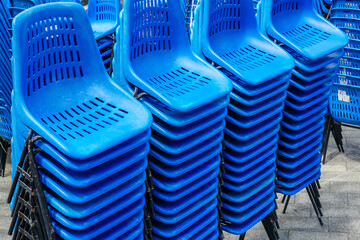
[222,182,275,212]
[92,22,117,40]
[222,193,275,223]
[221,202,275,235]
[152,203,217,238]
[53,210,143,240]
[277,154,321,179]
[280,117,325,140]
[276,172,321,196]
[129,56,232,112]
[224,149,277,173]
[277,145,322,169]
[49,195,144,230]
[152,209,218,239]
[43,179,145,219]
[152,192,217,224]
[223,135,278,163]
[39,163,147,204]
[151,169,219,202]
[149,144,221,178]
[223,165,276,192]
[208,36,294,85]
[268,13,348,60]
[276,164,321,189]
[142,96,229,127]
[18,81,152,159]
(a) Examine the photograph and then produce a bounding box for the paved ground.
[0,126,359,239]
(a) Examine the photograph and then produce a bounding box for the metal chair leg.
[282,195,291,214]
[306,187,323,226]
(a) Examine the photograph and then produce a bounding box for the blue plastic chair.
[11,3,152,239]
[118,1,232,238]
[262,0,348,60]
[12,3,152,159]
[87,0,121,40]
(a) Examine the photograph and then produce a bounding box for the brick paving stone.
[329,217,360,234]
[348,193,360,206]
[349,234,360,240]
[330,182,360,193]
[288,231,348,240]
[295,191,347,206]
[277,216,329,232]
[278,203,312,218]
[311,205,360,218]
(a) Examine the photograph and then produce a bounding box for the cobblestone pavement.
[0,127,359,240]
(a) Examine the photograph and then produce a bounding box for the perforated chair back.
[123,0,193,66]
[12,3,110,131]
[87,0,120,39]
[262,0,348,59]
[202,0,263,56]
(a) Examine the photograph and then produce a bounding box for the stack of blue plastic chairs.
[330,0,360,127]
[260,0,348,221]
[194,0,294,236]
[115,0,233,239]
[87,0,120,73]
[0,0,12,140]
[11,3,152,239]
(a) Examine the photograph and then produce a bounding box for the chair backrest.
[87,0,119,25]
[123,0,192,65]
[202,0,262,54]
[269,0,316,24]
[12,3,106,104]
[203,0,259,45]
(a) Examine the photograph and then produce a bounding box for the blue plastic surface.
[87,0,120,40]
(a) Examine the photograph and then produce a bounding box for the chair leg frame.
[7,129,56,240]
[0,137,10,177]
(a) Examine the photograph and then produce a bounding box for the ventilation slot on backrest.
[40,97,128,140]
[272,0,300,16]
[130,0,173,61]
[208,0,241,37]
[95,0,116,21]
[26,16,84,97]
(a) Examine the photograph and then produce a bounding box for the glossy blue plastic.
[280,117,325,140]
[12,3,152,159]
[262,0,348,60]
[0,0,12,139]
[277,145,323,169]
[222,181,275,211]
[222,202,275,235]
[122,0,232,112]
[201,0,294,85]
[277,172,321,195]
[334,74,360,88]
[87,0,120,40]
[330,85,360,125]
[277,154,321,179]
